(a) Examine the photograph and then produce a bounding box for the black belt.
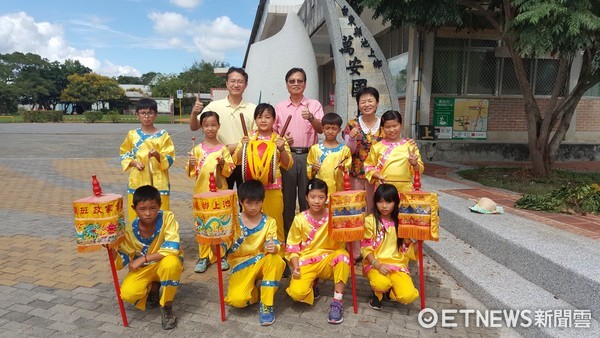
[290,147,310,154]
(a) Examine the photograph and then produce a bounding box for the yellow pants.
[120,255,183,310]
[225,254,285,308]
[286,249,350,305]
[198,244,226,263]
[366,269,419,304]
[127,193,170,224]
[263,189,284,243]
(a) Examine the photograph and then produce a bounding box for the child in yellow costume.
[285,178,350,325]
[234,103,293,243]
[306,113,352,196]
[224,180,285,326]
[186,110,236,274]
[120,98,175,224]
[112,185,184,330]
[363,110,424,193]
[361,184,419,310]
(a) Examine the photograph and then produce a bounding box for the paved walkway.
[3,123,596,337]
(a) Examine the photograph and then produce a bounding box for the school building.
[242,0,600,161]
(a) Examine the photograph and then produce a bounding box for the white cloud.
[148,13,250,62]
[0,12,139,77]
[170,0,203,9]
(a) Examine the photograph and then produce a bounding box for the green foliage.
[83,111,104,123]
[106,110,120,123]
[151,60,227,98]
[61,73,125,112]
[516,184,600,215]
[22,110,63,123]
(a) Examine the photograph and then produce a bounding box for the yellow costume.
[233,132,293,242]
[306,143,352,196]
[224,214,285,308]
[285,211,350,305]
[119,129,175,223]
[186,143,235,263]
[363,139,424,193]
[114,210,184,310]
[360,214,418,304]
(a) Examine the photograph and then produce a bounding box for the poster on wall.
[388,53,408,97]
[433,98,489,140]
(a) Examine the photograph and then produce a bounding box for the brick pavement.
[0,124,510,337]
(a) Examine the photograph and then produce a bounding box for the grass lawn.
[457,167,600,195]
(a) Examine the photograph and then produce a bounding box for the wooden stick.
[240,113,248,137]
[348,242,359,314]
[280,115,293,136]
[107,247,129,327]
[215,245,226,321]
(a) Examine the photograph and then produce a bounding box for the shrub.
[83,111,104,123]
[107,110,120,123]
[22,110,63,123]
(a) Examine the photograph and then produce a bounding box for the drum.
[397,191,440,241]
[328,190,366,242]
[193,190,238,245]
[73,193,126,252]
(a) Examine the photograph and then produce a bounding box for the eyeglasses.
[227,80,246,85]
[138,112,156,117]
[287,79,305,84]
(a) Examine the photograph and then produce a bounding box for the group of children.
[114,93,424,329]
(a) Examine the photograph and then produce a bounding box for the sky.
[0,0,260,77]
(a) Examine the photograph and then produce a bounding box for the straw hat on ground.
[469,197,504,214]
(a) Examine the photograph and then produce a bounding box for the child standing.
[186,111,236,273]
[306,113,352,196]
[361,184,419,309]
[285,178,350,324]
[120,98,175,224]
[224,180,286,326]
[364,110,424,193]
[233,103,293,243]
[112,185,184,330]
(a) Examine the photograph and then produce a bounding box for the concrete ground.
[2,122,578,337]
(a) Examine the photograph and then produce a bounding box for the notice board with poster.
[433,98,489,140]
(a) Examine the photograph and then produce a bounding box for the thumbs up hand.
[265,235,277,254]
[192,93,204,115]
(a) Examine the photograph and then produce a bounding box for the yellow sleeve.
[157,132,175,171]
[232,141,244,166]
[114,229,136,270]
[279,140,294,171]
[342,146,352,172]
[363,143,380,184]
[360,215,376,259]
[185,145,201,178]
[220,146,236,178]
[306,146,318,179]
[402,238,418,261]
[119,130,135,172]
[156,211,181,257]
[265,217,281,253]
[284,214,306,261]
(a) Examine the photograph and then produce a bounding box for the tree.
[115,75,142,84]
[357,0,600,177]
[61,73,125,112]
[178,60,228,94]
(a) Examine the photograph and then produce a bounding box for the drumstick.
[240,113,248,137]
[148,154,154,186]
[280,115,293,137]
[191,137,199,178]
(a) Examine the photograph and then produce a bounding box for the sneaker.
[328,299,344,324]
[383,291,391,301]
[220,258,230,271]
[161,306,177,330]
[259,302,275,326]
[194,258,209,273]
[312,280,320,300]
[369,294,382,310]
[146,282,160,309]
